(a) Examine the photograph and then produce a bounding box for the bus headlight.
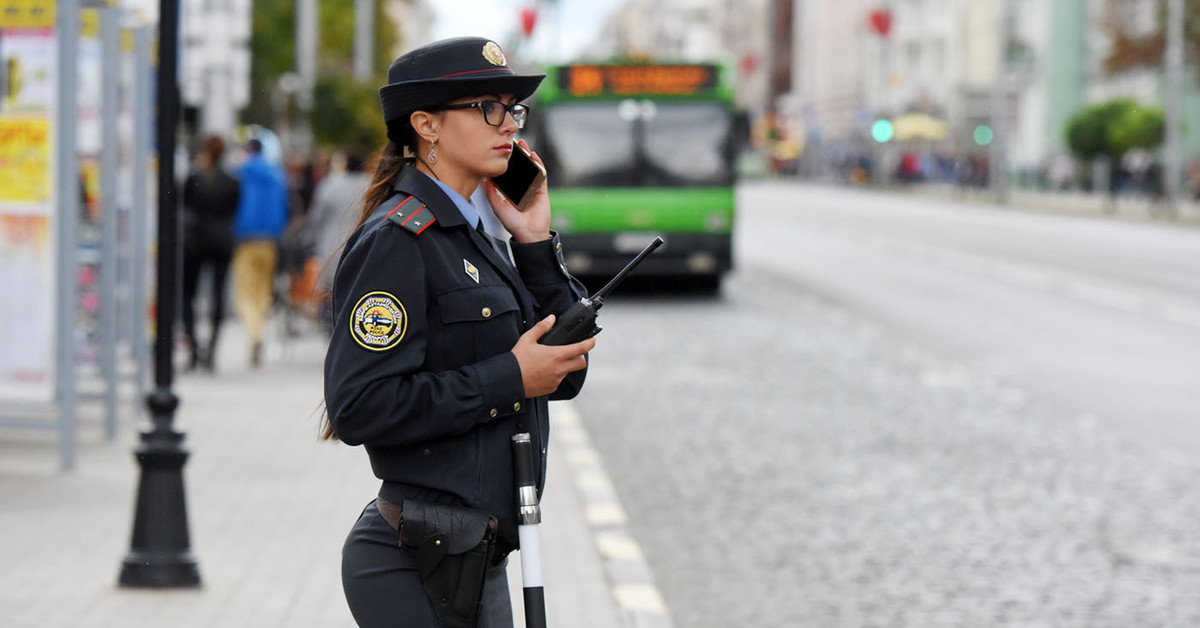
[704,212,729,231]
[687,253,718,273]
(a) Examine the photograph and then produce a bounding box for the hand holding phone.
[485,140,552,243]
[490,141,546,211]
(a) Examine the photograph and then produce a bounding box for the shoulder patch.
[386,195,437,235]
[350,291,408,351]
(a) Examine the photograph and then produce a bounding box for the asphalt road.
[570,181,1200,627]
[741,181,1200,463]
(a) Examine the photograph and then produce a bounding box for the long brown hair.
[320,124,418,441]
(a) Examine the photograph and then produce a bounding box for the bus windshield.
[541,101,734,188]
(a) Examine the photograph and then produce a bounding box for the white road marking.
[613,585,668,614]
[552,402,675,626]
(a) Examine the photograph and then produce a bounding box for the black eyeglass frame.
[432,100,529,129]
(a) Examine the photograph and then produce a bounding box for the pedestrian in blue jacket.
[232,138,288,367]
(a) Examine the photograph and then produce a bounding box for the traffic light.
[973,124,993,146]
[871,118,894,143]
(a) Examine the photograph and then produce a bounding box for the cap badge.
[482,42,507,67]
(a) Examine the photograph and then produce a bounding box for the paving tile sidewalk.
[0,321,623,627]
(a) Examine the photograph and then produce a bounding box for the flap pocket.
[403,497,496,554]
[437,286,519,324]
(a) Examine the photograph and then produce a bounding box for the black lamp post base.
[118,552,201,588]
[118,389,202,589]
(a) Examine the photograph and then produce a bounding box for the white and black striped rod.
[512,432,546,628]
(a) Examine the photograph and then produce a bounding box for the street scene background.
[3,0,1200,626]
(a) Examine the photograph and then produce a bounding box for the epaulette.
[385,193,437,235]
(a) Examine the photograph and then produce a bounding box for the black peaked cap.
[379,37,545,125]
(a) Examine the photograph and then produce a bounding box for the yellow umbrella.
[892,112,948,141]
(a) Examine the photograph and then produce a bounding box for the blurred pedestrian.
[321,37,595,627]
[306,150,369,333]
[181,135,240,371]
[232,138,289,367]
[1189,159,1200,201]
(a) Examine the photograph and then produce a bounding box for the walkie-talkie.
[538,237,664,345]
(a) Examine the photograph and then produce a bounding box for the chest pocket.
[436,286,522,364]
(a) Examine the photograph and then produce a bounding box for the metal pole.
[353,0,374,82]
[99,5,120,440]
[1163,0,1184,216]
[294,0,317,153]
[990,0,1011,205]
[119,0,201,588]
[55,0,82,471]
[131,25,151,419]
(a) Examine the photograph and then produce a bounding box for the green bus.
[528,61,744,289]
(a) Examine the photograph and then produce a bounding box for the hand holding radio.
[485,139,550,243]
[510,315,595,397]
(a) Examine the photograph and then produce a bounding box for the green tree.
[311,75,386,154]
[1108,105,1166,156]
[1066,98,1165,161]
[242,0,295,128]
[242,0,400,151]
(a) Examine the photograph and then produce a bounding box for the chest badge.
[464,259,480,284]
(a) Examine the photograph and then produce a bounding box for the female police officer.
[322,37,595,627]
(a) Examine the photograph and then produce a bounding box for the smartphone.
[490,142,546,211]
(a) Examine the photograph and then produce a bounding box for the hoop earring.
[428,142,438,164]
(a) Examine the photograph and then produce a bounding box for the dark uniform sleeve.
[509,232,590,400]
[324,225,526,447]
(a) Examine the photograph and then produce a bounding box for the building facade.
[589,0,771,112]
[792,0,1200,183]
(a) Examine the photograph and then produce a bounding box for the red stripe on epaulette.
[415,217,436,234]
[386,195,414,219]
[396,205,436,235]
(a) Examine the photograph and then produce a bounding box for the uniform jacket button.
[489,408,498,418]
[481,307,492,318]
[513,402,521,411]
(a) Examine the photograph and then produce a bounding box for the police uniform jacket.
[324,164,588,552]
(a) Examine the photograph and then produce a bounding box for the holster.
[400,499,498,628]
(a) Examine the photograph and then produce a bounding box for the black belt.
[376,497,410,545]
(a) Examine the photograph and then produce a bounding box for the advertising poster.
[0,25,56,402]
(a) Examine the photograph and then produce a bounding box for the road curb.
[552,402,675,628]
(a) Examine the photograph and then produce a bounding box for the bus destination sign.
[558,64,719,97]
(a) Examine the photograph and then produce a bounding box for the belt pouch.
[401,499,498,628]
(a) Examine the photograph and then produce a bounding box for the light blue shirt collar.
[429,176,481,229]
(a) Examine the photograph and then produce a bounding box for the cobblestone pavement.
[575,264,1200,628]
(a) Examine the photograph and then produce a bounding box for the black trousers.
[342,500,513,628]
[181,244,232,362]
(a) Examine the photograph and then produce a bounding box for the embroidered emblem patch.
[482,42,507,66]
[464,259,480,284]
[350,291,407,351]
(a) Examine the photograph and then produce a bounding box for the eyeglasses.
[434,100,529,129]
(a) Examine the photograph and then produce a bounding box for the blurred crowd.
[758,140,1200,204]
[179,134,370,373]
